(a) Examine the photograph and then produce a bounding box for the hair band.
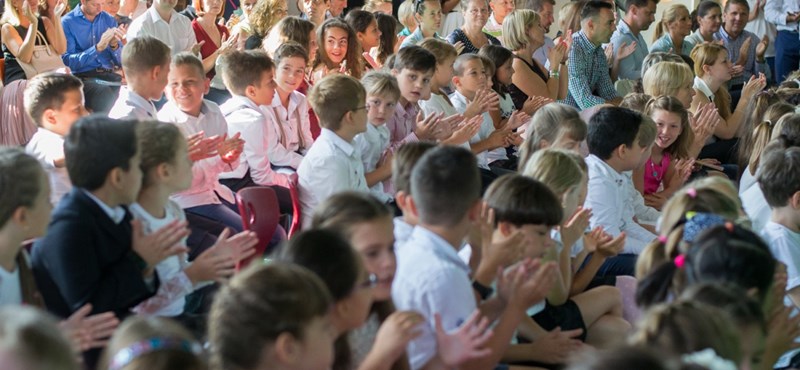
[674,254,686,269]
[658,235,668,243]
[686,188,697,198]
[109,337,203,370]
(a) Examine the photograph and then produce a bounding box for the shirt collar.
[576,30,600,49]
[147,6,175,24]
[412,26,440,40]
[693,76,714,101]
[617,19,634,36]
[82,189,127,224]
[162,100,208,122]
[319,128,355,156]
[717,25,736,41]
[121,87,157,117]
[586,154,626,184]
[408,226,470,273]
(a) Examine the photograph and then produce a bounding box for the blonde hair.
[559,0,587,34]
[99,317,205,370]
[642,62,693,99]
[691,43,733,119]
[620,93,652,112]
[520,149,585,197]
[518,103,587,169]
[744,102,794,175]
[0,306,79,370]
[419,38,458,64]
[308,74,366,130]
[248,0,286,36]
[644,95,693,158]
[398,0,416,28]
[361,70,401,101]
[503,9,540,51]
[653,4,689,42]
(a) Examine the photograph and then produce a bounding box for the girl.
[479,44,548,127]
[517,103,586,169]
[375,13,402,66]
[446,0,500,55]
[633,96,697,210]
[737,98,794,193]
[129,121,258,324]
[345,10,382,71]
[312,18,363,82]
[269,42,315,170]
[99,317,206,370]
[399,0,444,49]
[191,0,238,104]
[650,4,694,56]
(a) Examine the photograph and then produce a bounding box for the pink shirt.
[643,152,671,194]
[386,102,420,152]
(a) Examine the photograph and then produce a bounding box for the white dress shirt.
[623,171,660,225]
[265,90,314,169]
[109,86,158,120]
[584,155,657,253]
[739,165,757,197]
[354,123,392,202]
[765,0,800,32]
[0,262,22,307]
[297,128,369,228]
[392,226,477,370]
[25,128,72,206]
[126,6,195,55]
[393,217,414,248]
[742,183,771,232]
[83,189,127,224]
[219,95,290,188]
[158,99,239,208]
[450,90,496,170]
[762,221,800,368]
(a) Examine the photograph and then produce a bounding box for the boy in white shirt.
[109,37,171,120]
[354,71,400,203]
[297,74,370,228]
[24,73,89,206]
[757,146,800,368]
[267,43,315,171]
[584,106,657,276]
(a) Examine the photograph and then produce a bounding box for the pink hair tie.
[686,188,697,198]
[674,254,686,269]
[658,235,667,243]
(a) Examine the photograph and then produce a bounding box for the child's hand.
[187,131,225,162]
[674,158,695,184]
[766,305,800,360]
[483,89,501,112]
[643,193,666,209]
[363,51,381,69]
[527,327,584,364]
[131,219,190,269]
[468,202,494,266]
[434,113,462,141]
[690,102,720,145]
[560,206,592,250]
[435,310,493,366]
[370,311,425,363]
[443,115,483,146]
[59,304,119,353]
[413,111,443,141]
[506,110,530,131]
[463,89,495,119]
[218,132,245,164]
[498,258,558,309]
[522,96,551,116]
[594,231,625,258]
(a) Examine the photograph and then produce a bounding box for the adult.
[504,9,567,109]
[62,0,124,113]
[482,0,513,44]
[744,0,776,82]
[715,0,767,106]
[564,0,620,110]
[608,0,657,81]
[229,0,257,40]
[446,0,500,55]
[531,0,554,66]
[650,4,693,56]
[126,0,198,55]
[191,0,237,104]
[101,0,132,25]
[299,0,329,27]
[765,0,800,82]
[242,0,288,50]
[1,0,67,84]
[327,0,346,18]
[399,0,444,49]
[685,0,721,46]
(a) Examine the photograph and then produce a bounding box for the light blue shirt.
[610,19,649,80]
[399,27,444,49]
[649,33,695,56]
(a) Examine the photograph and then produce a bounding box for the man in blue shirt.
[609,0,658,81]
[62,0,123,112]
[765,0,800,82]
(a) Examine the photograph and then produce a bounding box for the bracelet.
[549,70,560,79]
[472,280,494,300]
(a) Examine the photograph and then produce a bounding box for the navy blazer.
[31,188,158,319]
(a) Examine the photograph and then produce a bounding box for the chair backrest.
[287,173,302,238]
[236,186,280,270]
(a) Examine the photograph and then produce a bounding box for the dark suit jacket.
[31,188,158,319]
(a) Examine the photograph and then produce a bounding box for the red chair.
[236,186,280,271]
[287,173,302,238]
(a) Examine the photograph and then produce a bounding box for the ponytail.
[653,20,666,43]
[747,120,775,175]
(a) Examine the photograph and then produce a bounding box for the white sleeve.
[227,112,290,188]
[263,109,304,168]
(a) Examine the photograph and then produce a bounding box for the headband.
[108,337,203,370]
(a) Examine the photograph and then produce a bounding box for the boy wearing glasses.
[298,74,369,228]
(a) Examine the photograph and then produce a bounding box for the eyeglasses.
[352,105,368,112]
[358,273,378,289]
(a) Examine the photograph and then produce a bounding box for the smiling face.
[167,63,209,116]
[324,26,349,65]
[276,56,308,93]
[526,18,546,48]
[651,109,683,150]
[537,2,554,33]
[724,3,749,35]
[395,68,434,103]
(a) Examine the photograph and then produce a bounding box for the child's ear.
[151,65,161,81]
[467,200,482,223]
[10,207,28,228]
[395,191,409,212]
[41,108,58,127]
[245,84,257,100]
[272,332,299,364]
[791,191,800,209]
[615,143,628,160]
[452,75,461,88]
[109,167,124,190]
[406,195,420,220]
[157,162,170,180]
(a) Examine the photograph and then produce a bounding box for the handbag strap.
[34,30,52,55]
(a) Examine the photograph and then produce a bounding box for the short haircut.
[274,42,310,64]
[625,0,656,12]
[137,121,184,188]
[170,52,205,78]
[580,0,613,21]
[121,36,171,75]
[485,173,563,227]
[0,306,79,370]
[419,38,458,64]
[453,53,483,77]
[267,16,315,54]
[64,115,138,190]
[387,45,436,74]
[345,9,375,33]
[392,141,437,194]
[361,70,401,101]
[587,106,656,160]
[411,146,480,227]
[219,49,275,96]
[724,0,749,12]
[759,147,800,208]
[640,52,685,84]
[0,148,44,228]
[23,72,83,124]
[307,74,365,131]
[503,9,540,51]
[209,263,332,370]
[529,0,554,12]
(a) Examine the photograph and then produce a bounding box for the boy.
[391,141,436,245]
[109,37,171,119]
[268,43,315,171]
[392,146,557,370]
[584,106,657,275]
[355,70,401,204]
[298,74,370,228]
[758,146,800,369]
[217,50,292,215]
[157,52,246,233]
[23,73,89,206]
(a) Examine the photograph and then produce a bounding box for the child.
[268,43,314,171]
[517,102,587,169]
[0,306,79,370]
[354,71,400,203]
[217,50,292,213]
[391,141,437,245]
[392,146,557,369]
[311,19,363,82]
[98,316,206,370]
[128,121,257,323]
[298,74,370,227]
[23,73,88,206]
[345,10,382,71]
[109,37,171,120]
[208,263,335,370]
[399,0,444,49]
[632,96,696,210]
[157,53,247,233]
[738,102,795,195]
[375,13,402,67]
[584,107,657,270]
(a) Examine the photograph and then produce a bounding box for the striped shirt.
[715,27,762,86]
